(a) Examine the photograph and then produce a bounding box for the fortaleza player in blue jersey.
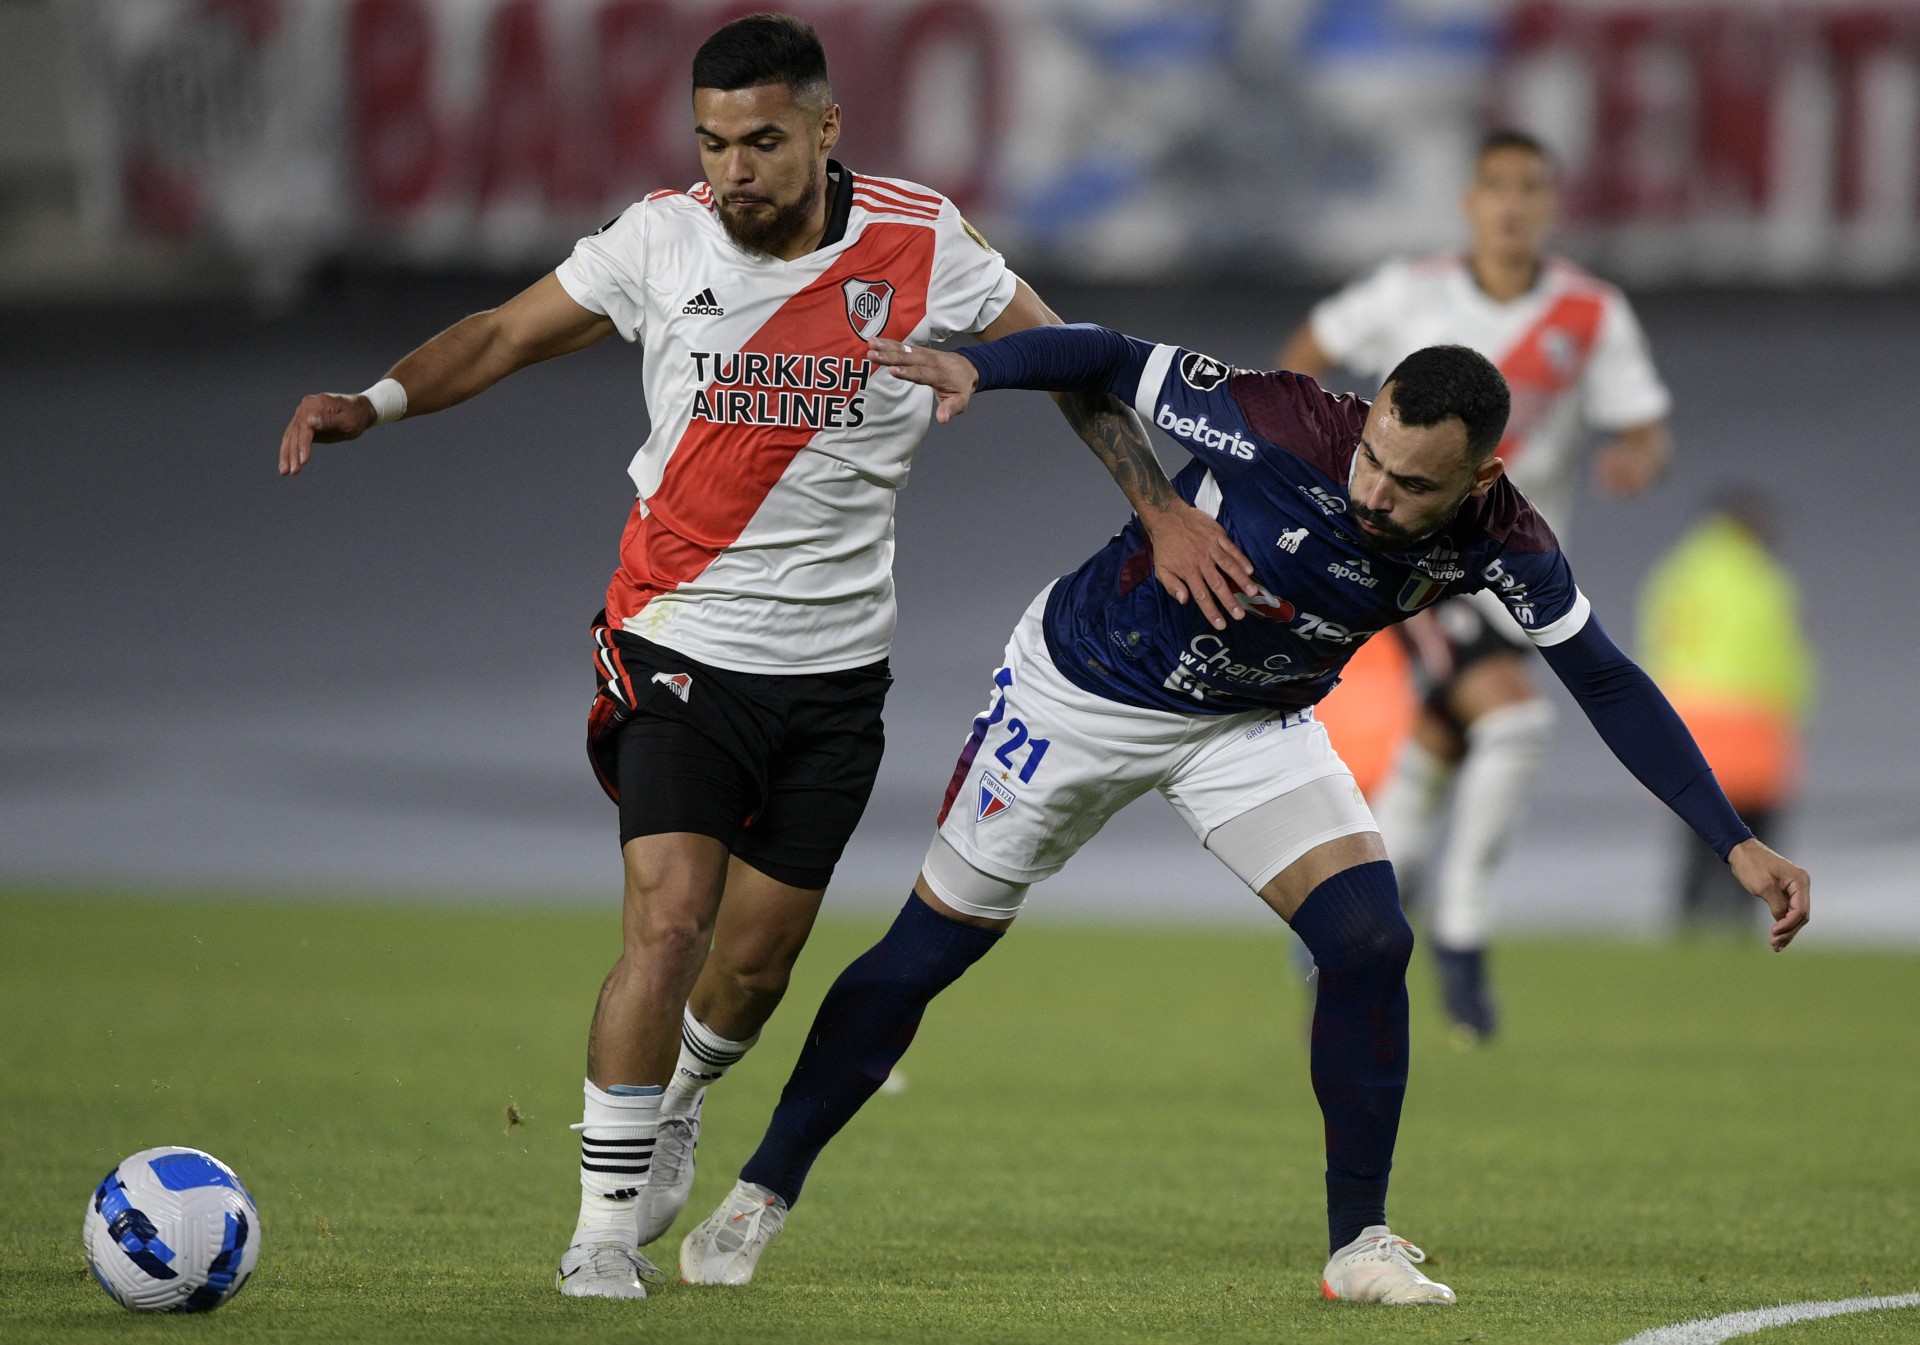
[675,326,1812,1305]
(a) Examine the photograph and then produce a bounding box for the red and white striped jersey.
[555,162,1018,674]
[1308,254,1670,537]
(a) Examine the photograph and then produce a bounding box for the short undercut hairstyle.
[1383,346,1512,462]
[692,12,831,105]
[1478,127,1553,167]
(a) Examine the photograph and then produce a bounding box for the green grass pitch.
[1,892,1915,1344]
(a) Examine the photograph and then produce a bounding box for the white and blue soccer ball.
[83,1146,260,1313]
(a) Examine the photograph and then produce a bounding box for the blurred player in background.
[676,322,1810,1304]
[1640,490,1815,931]
[274,12,1252,1301]
[1275,129,1674,1039]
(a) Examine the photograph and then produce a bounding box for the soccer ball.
[83,1146,260,1312]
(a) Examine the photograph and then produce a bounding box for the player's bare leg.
[635,861,828,1245]
[1429,651,1553,1040]
[560,831,729,1297]
[1249,831,1451,1305]
[691,859,830,1041]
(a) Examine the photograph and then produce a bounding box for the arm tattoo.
[1057,390,1178,513]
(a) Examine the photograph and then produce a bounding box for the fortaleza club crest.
[842,277,895,341]
[1396,573,1447,612]
[977,771,1015,822]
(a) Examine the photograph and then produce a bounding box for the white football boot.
[634,1105,701,1245]
[679,1179,788,1286]
[556,1242,662,1299]
[1319,1226,1456,1304]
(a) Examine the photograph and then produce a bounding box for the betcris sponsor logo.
[1155,404,1255,460]
[1482,557,1537,626]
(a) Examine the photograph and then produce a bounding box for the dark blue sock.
[740,893,1002,1207]
[1288,860,1415,1255]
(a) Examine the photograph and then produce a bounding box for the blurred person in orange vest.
[1639,489,1814,930]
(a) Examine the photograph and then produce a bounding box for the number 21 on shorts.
[983,667,1050,784]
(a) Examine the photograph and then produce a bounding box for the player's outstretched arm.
[873,311,1257,629]
[1592,419,1672,497]
[1536,611,1812,949]
[278,273,614,476]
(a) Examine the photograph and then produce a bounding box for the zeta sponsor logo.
[1179,351,1232,391]
[1327,556,1378,589]
[1276,526,1308,553]
[1297,483,1347,516]
[842,276,895,341]
[1397,572,1447,611]
[682,287,725,316]
[1155,404,1255,460]
[977,771,1015,822]
[651,671,693,703]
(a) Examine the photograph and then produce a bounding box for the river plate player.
[274,15,1254,1300]
[674,325,1811,1304]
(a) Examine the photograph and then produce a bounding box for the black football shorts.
[1395,594,1535,727]
[585,613,888,891]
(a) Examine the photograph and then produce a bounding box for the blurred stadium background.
[4,0,1916,939]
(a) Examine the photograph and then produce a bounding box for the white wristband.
[359,377,408,426]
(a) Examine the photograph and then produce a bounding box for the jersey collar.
[819,159,854,250]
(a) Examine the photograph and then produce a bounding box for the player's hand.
[1140,501,1258,631]
[869,339,978,423]
[279,392,376,476]
[1728,836,1810,951]
[1592,429,1669,497]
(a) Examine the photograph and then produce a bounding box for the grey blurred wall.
[3,278,1916,940]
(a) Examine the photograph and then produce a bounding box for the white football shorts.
[926,586,1377,919]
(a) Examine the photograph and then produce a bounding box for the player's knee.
[710,950,795,1002]
[627,906,709,963]
[1293,860,1413,977]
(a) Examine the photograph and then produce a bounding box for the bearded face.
[716,158,823,257]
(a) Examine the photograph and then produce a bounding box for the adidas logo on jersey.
[682,287,725,316]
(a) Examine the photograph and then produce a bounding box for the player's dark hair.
[1383,346,1511,462]
[1478,127,1553,167]
[692,13,831,105]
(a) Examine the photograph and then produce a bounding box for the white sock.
[1429,700,1555,950]
[1370,736,1453,898]
[570,1079,661,1246]
[663,1007,756,1117]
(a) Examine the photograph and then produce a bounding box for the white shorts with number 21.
[927,585,1378,920]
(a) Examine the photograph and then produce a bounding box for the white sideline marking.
[1618,1292,1920,1344]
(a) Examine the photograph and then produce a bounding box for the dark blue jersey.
[1005,333,1588,717]
[957,324,1754,860]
